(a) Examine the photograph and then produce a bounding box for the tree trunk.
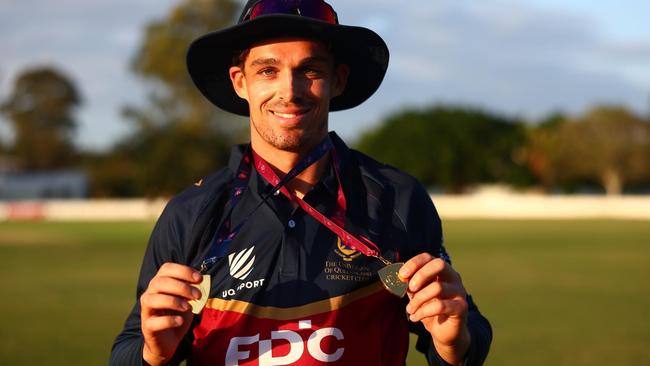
[601,168,622,195]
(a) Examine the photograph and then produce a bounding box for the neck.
[251,138,330,199]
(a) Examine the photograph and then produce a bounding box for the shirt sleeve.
[109,199,192,366]
[405,184,493,366]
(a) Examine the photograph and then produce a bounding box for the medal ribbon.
[251,143,389,264]
[200,136,390,273]
[200,137,333,272]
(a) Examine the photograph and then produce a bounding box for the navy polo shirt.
[110,132,492,366]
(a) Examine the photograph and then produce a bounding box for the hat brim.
[186,14,389,116]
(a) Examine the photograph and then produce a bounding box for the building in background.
[0,171,88,200]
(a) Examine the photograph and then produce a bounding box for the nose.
[276,69,305,102]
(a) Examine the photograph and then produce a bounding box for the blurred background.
[1,0,649,365]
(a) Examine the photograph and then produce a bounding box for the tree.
[127,0,242,132]
[0,67,80,170]
[89,0,244,197]
[525,112,567,191]
[530,106,650,195]
[88,122,231,197]
[356,105,531,192]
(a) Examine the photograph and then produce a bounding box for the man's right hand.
[140,263,203,366]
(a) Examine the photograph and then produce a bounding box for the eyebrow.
[249,58,279,68]
[300,56,331,65]
[248,56,331,68]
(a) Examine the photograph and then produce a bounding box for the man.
[111,1,492,365]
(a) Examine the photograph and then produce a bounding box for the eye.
[302,66,324,78]
[258,68,277,77]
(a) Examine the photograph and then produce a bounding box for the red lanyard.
[200,137,392,274]
[200,138,333,272]
[251,146,390,264]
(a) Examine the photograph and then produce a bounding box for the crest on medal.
[378,262,408,298]
[334,237,361,262]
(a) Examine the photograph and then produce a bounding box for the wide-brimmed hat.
[186,0,389,116]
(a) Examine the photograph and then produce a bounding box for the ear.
[229,66,249,101]
[330,63,350,98]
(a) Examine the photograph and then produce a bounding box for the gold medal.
[188,274,211,314]
[378,262,407,298]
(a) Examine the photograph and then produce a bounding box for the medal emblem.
[188,274,211,314]
[378,262,407,297]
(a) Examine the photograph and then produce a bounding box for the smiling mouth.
[270,109,309,120]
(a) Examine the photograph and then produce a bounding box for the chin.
[269,136,308,153]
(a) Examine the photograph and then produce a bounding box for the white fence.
[431,194,650,220]
[1,194,649,221]
[0,199,167,221]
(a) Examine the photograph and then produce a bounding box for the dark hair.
[231,49,251,68]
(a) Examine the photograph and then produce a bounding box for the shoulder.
[147,166,235,265]
[349,148,431,208]
[331,131,426,200]
[348,148,443,259]
[159,167,234,231]
[165,167,233,214]
[162,144,246,220]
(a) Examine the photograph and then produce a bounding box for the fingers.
[157,262,202,284]
[398,252,436,280]
[408,296,468,323]
[140,263,201,365]
[400,254,458,293]
[147,275,202,301]
[141,263,203,318]
[406,280,463,315]
[399,252,468,323]
[142,314,186,332]
[141,293,193,313]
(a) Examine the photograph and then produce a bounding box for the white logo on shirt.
[225,320,345,365]
[228,246,256,280]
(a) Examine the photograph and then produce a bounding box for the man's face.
[229,38,349,154]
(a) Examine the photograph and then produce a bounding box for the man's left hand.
[399,253,471,365]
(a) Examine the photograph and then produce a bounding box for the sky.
[2,0,649,151]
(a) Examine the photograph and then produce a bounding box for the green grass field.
[0,220,648,365]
